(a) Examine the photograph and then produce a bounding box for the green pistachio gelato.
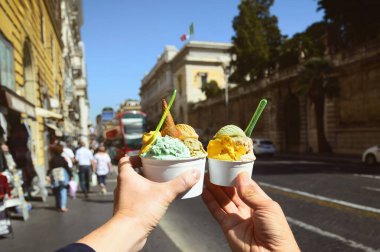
[183,138,207,157]
[214,125,246,138]
[140,135,191,160]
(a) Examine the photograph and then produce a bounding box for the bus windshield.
[121,113,145,150]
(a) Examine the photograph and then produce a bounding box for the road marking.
[354,174,380,180]
[287,217,380,252]
[259,182,380,215]
[363,186,380,192]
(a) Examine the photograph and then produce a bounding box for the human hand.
[202,173,300,252]
[113,156,200,248]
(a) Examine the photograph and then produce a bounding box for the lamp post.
[221,54,236,123]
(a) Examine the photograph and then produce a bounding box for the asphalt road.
[1,157,380,252]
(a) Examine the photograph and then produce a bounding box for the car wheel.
[365,154,377,165]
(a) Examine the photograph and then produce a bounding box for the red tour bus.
[103,111,146,163]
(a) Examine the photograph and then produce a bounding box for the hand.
[112,156,201,248]
[45,176,51,183]
[202,173,300,252]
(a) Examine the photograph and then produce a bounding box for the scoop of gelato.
[214,125,246,138]
[183,138,207,158]
[140,135,191,160]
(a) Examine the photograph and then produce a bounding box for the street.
[1,156,380,252]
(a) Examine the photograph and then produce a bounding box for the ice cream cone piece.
[161,99,181,138]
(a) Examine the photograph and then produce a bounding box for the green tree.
[201,80,222,99]
[230,0,281,83]
[298,58,339,153]
[318,0,380,50]
[278,22,327,69]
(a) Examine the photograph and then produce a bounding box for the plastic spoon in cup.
[140,90,177,154]
[244,98,268,137]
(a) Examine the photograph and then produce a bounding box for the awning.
[45,122,63,137]
[36,107,63,119]
[4,89,36,119]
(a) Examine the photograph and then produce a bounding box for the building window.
[199,72,208,86]
[0,33,15,90]
[177,75,182,95]
[40,11,45,46]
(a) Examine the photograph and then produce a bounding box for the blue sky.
[82,0,323,123]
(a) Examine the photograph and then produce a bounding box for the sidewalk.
[275,152,361,164]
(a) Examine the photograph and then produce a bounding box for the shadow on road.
[253,157,380,175]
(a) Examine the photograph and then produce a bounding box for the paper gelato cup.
[208,158,254,186]
[141,157,206,199]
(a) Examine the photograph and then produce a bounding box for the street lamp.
[220,54,236,123]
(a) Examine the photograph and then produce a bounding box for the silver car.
[362,145,380,165]
[253,138,275,156]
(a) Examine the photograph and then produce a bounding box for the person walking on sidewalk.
[93,145,112,194]
[47,145,73,212]
[75,141,94,198]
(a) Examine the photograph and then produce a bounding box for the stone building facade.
[189,40,380,155]
[0,0,90,196]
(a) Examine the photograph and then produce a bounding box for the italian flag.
[180,23,194,41]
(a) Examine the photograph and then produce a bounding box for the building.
[61,0,90,145]
[140,41,232,129]
[117,99,141,113]
[0,0,90,199]
[0,0,65,192]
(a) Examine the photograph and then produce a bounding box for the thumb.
[236,172,272,209]
[164,168,200,201]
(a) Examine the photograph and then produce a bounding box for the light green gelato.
[183,138,207,157]
[140,135,191,160]
[214,125,246,138]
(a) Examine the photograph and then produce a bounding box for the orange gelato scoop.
[207,135,246,161]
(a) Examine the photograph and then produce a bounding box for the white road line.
[259,182,380,214]
[354,174,380,180]
[363,186,380,192]
[287,217,380,252]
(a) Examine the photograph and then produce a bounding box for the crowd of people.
[47,140,112,212]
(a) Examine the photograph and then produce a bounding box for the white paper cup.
[208,158,254,187]
[141,157,206,199]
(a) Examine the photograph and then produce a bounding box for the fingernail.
[240,172,250,185]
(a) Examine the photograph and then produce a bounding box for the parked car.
[362,145,380,165]
[253,138,275,156]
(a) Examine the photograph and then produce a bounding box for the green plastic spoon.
[244,98,268,137]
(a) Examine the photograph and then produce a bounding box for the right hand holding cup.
[202,172,300,252]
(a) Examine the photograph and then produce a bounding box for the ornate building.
[140,41,232,129]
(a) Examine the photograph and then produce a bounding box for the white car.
[253,138,275,156]
[362,145,380,165]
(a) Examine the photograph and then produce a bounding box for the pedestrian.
[75,141,94,198]
[93,145,112,194]
[61,142,75,170]
[47,144,72,212]
[57,156,300,252]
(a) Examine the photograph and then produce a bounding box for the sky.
[81,0,324,123]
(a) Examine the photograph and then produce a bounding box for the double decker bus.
[103,111,146,163]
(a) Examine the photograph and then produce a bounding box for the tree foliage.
[278,22,327,69]
[230,0,281,83]
[201,80,222,99]
[317,0,380,50]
